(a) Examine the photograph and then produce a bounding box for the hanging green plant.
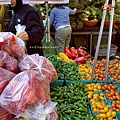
[77,20,84,25]
[115,1,120,14]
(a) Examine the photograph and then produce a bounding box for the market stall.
[0,0,120,120]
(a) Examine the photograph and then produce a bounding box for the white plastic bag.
[16,101,58,120]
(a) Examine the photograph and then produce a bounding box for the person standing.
[50,4,77,54]
[9,0,45,55]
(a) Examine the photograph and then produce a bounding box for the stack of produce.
[51,82,98,120]
[87,59,120,83]
[52,46,91,65]
[0,32,58,120]
[64,46,91,64]
[86,83,117,120]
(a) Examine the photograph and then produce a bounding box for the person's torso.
[9,5,38,34]
[52,7,70,29]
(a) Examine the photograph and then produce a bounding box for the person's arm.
[69,7,77,15]
[18,11,45,44]
[50,9,55,27]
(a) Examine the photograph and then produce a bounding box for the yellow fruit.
[91,100,96,104]
[93,94,99,97]
[104,106,109,112]
[96,102,101,105]
[107,110,112,118]
[99,110,106,113]
[97,104,104,109]
[93,88,98,92]
[106,105,110,109]
[99,114,107,118]
[93,108,98,113]
[100,93,104,97]
[100,96,104,101]
[108,117,113,120]
[88,94,92,99]
[88,91,93,94]
[98,85,102,90]
[92,104,96,109]
[93,96,98,100]
[90,99,94,102]
[96,114,100,118]
[112,111,116,118]
[101,102,106,107]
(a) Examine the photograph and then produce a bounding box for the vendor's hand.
[73,8,77,11]
[16,31,29,41]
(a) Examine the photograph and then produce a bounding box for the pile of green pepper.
[64,62,80,80]
[45,54,57,62]
[50,82,99,120]
[56,60,65,79]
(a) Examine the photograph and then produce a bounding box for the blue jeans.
[55,26,72,54]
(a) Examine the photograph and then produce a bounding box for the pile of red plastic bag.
[0,32,58,120]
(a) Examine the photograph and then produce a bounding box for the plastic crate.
[80,74,97,83]
[81,79,97,83]
[57,73,64,79]
[115,84,120,93]
[50,80,65,87]
[96,75,112,83]
[104,93,117,103]
[117,112,120,120]
[65,80,82,86]
[108,100,120,120]
[95,44,118,56]
[44,54,57,61]
[111,76,120,85]
[112,81,120,85]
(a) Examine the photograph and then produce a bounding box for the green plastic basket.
[65,80,81,86]
[50,80,65,87]
[96,76,112,83]
[117,112,120,120]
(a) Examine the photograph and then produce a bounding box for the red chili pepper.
[85,54,91,59]
[64,47,75,59]
[74,57,86,64]
[70,47,79,58]
[77,46,87,57]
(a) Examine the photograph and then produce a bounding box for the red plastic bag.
[19,54,58,82]
[0,32,26,59]
[0,70,51,115]
[0,67,16,94]
[0,106,15,120]
[0,50,18,73]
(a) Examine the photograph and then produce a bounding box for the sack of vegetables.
[0,67,16,94]
[0,32,26,60]
[18,54,58,82]
[0,70,51,115]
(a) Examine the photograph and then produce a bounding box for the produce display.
[0,32,120,120]
[0,32,58,120]
[1,1,120,119]
[51,82,98,120]
[47,53,120,120]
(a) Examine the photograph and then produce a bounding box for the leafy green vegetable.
[81,6,103,21]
